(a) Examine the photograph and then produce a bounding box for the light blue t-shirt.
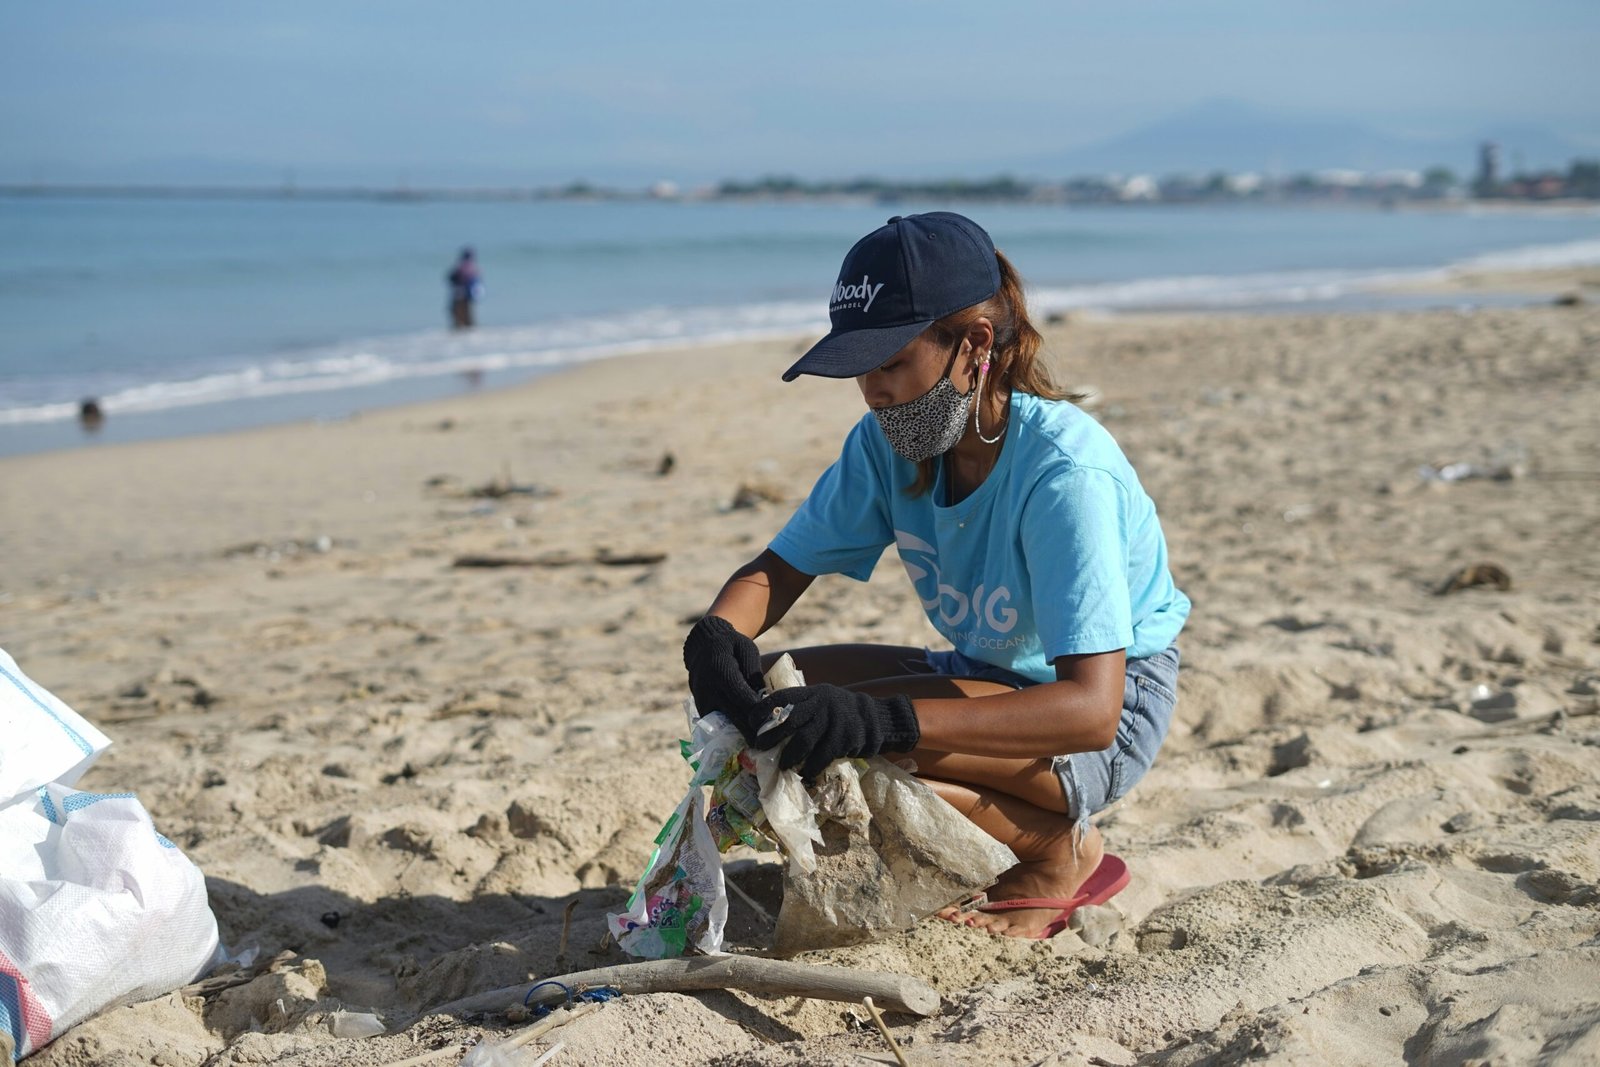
[769,391,1190,684]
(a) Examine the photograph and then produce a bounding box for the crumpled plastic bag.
[772,756,1018,955]
[609,653,1013,958]
[668,654,823,876]
[0,647,111,805]
[1,647,225,1063]
[687,655,828,877]
[735,657,1016,955]
[1,784,220,1062]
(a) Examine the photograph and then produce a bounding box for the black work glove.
[682,615,767,741]
[753,684,920,780]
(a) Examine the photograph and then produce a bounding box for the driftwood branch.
[452,549,666,569]
[425,956,941,1018]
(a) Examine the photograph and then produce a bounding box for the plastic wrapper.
[697,656,823,875]
[688,713,776,855]
[749,733,823,876]
[605,787,727,959]
[811,757,873,838]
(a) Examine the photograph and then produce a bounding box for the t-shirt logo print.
[831,275,885,315]
[894,531,1018,634]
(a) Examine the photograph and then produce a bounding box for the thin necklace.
[944,448,998,529]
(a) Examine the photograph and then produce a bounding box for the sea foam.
[3,235,1597,428]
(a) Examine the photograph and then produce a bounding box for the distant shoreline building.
[1474,141,1501,198]
[6,140,1599,206]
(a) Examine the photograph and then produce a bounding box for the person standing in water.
[447,247,482,330]
[682,212,1189,940]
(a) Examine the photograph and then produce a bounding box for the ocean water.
[2,196,1597,457]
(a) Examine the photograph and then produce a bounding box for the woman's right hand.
[682,615,766,740]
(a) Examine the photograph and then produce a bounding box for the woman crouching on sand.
[683,212,1189,940]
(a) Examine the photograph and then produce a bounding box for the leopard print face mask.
[872,371,974,462]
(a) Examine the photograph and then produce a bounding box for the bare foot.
[954,823,1105,939]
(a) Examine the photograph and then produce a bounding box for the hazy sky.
[4,1,1597,186]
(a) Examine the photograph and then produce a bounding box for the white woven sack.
[0,648,111,806]
[0,783,220,1062]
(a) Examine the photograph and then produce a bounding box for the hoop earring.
[973,351,1006,444]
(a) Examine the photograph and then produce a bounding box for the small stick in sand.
[723,874,777,928]
[862,996,909,1067]
[488,1002,594,1056]
[378,1041,472,1067]
[556,898,580,967]
[529,1041,565,1067]
[380,1003,595,1067]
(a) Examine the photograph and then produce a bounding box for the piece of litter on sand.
[1435,561,1512,595]
[727,481,785,510]
[461,1037,563,1067]
[326,1010,385,1038]
[594,548,668,566]
[221,535,339,559]
[1467,687,1519,723]
[1417,453,1525,485]
[452,553,574,568]
[467,477,558,500]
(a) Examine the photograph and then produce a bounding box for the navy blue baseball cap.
[782,212,1001,381]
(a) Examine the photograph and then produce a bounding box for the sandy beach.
[3,291,1598,1064]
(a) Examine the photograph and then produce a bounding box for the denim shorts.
[923,644,1181,835]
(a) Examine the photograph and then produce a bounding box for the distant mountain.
[1019,100,1586,178]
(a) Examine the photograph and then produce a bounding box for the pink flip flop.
[931,891,988,926]
[970,853,1130,940]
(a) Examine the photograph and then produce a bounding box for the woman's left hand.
[755,684,920,779]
